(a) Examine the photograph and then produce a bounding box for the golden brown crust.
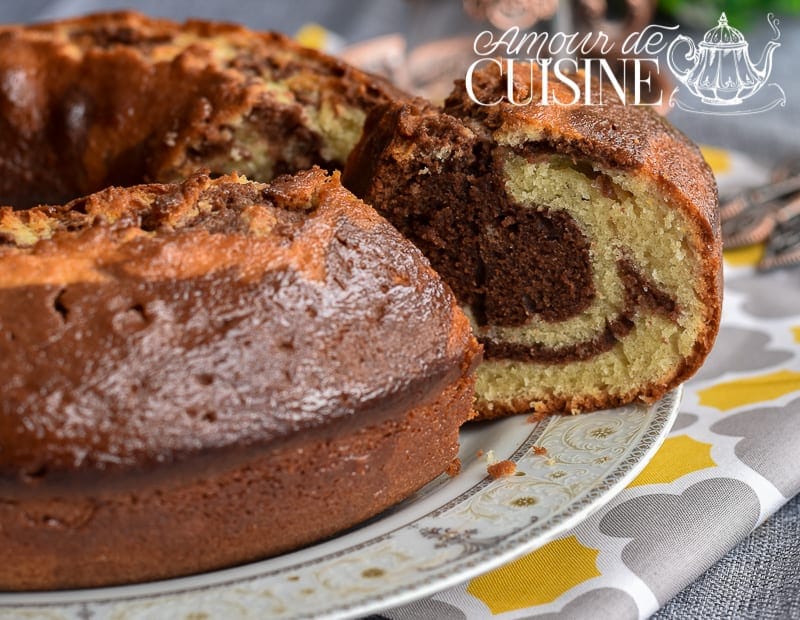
[476,365,683,420]
[0,169,481,589]
[0,169,478,485]
[0,12,485,589]
[0,10,722,588]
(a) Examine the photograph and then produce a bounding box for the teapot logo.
[667,12,785,114]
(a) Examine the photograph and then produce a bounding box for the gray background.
[1,1,798,165]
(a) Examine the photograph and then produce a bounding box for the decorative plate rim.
[0,388,681,619]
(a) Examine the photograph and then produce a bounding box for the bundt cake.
[345,61,722,417]
[0,11,407,209]
[0,169,480,590]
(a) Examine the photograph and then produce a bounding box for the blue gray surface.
[1,2,798,161]
[653,491,800,620]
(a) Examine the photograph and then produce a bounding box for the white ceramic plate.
[0,388,681,620]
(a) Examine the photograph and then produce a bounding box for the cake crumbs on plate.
[531,445,547,456]
[445,457,462,477]
[487,460,516,479]
[527,412,549,423]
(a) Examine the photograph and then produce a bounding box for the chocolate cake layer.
[346,100,599,330]
[480,259,679,363]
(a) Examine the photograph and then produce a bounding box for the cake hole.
[69,198,88,214]
[140,212,160,232]
[334,231,353,248]
[195,373,214,386]
[129,303,147,320]
[278,340,294,352]
[42,515,61,527]
[53,289,69,322]
[186,407,217,423]
[521,294,537,315]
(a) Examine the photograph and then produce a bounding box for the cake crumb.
[531,445,547,456]
[487,460,516,479]
[476,449,484,457]
[526,411,548,423]
[485,449,496,464]
[445,458,462,477]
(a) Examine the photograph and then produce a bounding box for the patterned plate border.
[0,388,681,620]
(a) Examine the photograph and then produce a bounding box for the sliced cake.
[345,61,722,417]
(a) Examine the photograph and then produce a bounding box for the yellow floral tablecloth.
[378,151,800,619]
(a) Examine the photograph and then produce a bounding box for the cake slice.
[344,62,722,417]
